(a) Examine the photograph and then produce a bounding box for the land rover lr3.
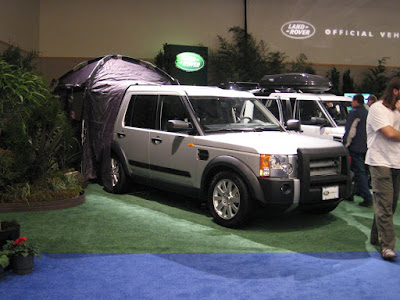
[251,73,353,143]
[111,85,351,228]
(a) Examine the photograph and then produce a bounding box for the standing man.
[343,94,373,207]
[366,77,400,260]
[367,94,377,107]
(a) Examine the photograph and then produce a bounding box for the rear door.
[117,94,158,179]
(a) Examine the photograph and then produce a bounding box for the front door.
[149,95,196,187]
[294,99,333,139]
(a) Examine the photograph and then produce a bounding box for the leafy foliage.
[359,57,391,97]
[342,69,355,94]
[288,53,316,74]
[0,171,84,203]
[154,43,175,75]
[326,67,340,95]
[0,253,9,268]
[2,237,40,258]
[0,45,82,202]
[0,149,19,191]
[0,45,38,72]
[208,26,287,85]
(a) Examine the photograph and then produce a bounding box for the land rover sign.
[175,52,205,72]
[281,21,316,39]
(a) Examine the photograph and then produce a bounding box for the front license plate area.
[322,186,339,200]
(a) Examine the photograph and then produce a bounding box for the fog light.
[280,183,291,195]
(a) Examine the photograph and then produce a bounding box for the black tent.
[54,54,178,191]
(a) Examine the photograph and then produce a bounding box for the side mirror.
[286,119,301,131]
[311,117,329,126]
[167,120,194,133]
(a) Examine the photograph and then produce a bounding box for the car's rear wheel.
[208,171,253,228]
[110,154,127,194]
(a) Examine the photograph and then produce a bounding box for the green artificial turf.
[1,183,398,254]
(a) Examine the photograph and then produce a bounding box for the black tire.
[110,154,127,194]
[208,171,253,228]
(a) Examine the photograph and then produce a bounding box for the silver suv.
[257,93,353,142]
[111,85,351,227]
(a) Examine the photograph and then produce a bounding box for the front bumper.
[258,177,350,205]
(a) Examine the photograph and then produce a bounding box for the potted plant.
[3,237,40,275]
[0,252,9,280]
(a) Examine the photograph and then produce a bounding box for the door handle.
[117,132,126,138]
[151,137,162,145]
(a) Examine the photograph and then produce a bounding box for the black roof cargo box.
[259,73,332,93]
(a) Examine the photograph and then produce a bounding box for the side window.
[159,95,190,131]
[125,95,157,129]
[193,99,233,125]
[323,102,339,119]
[296,100,325,125]
[263,99,280,120]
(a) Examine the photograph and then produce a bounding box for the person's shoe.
[359,201,373,207]
[381,248,397,260]
[345,195,354,201]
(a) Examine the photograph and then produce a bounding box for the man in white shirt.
[366,77,400,260]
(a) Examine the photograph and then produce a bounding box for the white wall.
[39,0,244,59]
[1,1,399,82]
[36,0,400,68]
[0,0,40,51]
[248,0,400,67]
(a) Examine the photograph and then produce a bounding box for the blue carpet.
[1,252,399,299]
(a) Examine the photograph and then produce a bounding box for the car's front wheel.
[110,154,127,194]
[208,171,253,228]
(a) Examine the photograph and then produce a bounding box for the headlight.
[259,154,293,177]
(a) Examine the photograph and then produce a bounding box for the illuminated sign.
[324,29,399,39]
[175,52,205,72]
[281,21,316,39]
[282,20,400,41]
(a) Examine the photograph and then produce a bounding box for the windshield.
[188,96,283,133]
[321,101,352,126]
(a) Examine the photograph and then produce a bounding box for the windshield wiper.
[204,127,254,133]
[205,126,280,133]
[251,126,281,132]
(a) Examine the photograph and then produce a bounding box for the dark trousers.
[370,166,400,249]
[350,151,372,202]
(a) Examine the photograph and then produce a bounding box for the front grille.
[309,157,341,177]
[297,146,351,202]
[333,136,343,143]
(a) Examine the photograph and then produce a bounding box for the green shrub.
[0,45,82,203]
[207,26,287,85]
[0,149,19,190]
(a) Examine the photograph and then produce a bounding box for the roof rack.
[259,73,332,94]
[219,81,260,91]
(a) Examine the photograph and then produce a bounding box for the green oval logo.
[175,52,205,72]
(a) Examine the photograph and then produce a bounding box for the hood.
[195,131,343,155]
[324,126,345,141]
